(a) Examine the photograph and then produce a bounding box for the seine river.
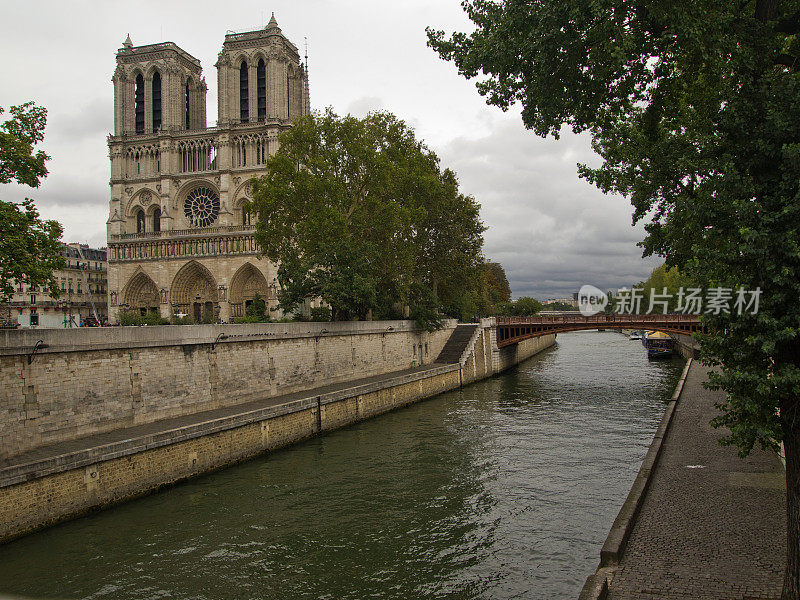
[0,331,683,600]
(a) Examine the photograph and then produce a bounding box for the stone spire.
[123,33,133,49]
[265,13,281,33]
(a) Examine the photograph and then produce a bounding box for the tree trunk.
[782,400,800,600]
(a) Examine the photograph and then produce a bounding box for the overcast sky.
[0,0,660,299]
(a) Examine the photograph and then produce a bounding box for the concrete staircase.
[435,324,479,365]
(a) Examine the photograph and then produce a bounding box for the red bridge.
[496,314,703,348]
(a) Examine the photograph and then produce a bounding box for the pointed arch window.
[240,62,249,122]
[152,71,162,132]
[257,59,266,121]
[136,209,145,233]
[185,81,191,129]
[134,74,145,134]
[153,207,161,232]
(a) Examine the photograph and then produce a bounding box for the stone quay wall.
[0,320,456,461]
[0,364,463,544]
[0,320,555,543]
[672,333,700,360]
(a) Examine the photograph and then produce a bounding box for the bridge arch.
[495,315,703,347]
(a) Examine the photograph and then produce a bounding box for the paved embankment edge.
[578,357,693,600]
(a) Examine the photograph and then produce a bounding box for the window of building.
[242,207,252,226]
[185,81,191,129]
[29,311,38,327]
[30,294,36,305]
[257,59,266,121]
[136,209,145,233]
[152,71,162,132]
[153,207,161,232]
[240,61,249,122]
[135,74,145,134]
[77,283,82,294]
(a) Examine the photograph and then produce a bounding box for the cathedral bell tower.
[215,13,310,126]
[106,18,310,324]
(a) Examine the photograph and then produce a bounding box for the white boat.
[629,331,643,340]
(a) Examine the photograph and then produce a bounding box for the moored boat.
[643,330,674,359]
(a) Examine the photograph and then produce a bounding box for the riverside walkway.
[606,362,786,599]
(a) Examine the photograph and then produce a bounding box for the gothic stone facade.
[106,16,310,323]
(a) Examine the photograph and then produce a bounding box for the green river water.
[0,331,684,599]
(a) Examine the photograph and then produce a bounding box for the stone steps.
[435,324,478,364]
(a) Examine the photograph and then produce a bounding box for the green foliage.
[119,310,168,326]
[430,2,800,589]
[171,314,194,325]
[0,103,64,302]
[245,293,269,321]
[0,199,64,302]
[482,261,511,314]
[541,301,578,312]
[251,109,485,331]
[0,103,49,187]
[199,306,217,324]
[310,306,331,322]
[633,263,696,313]
[501,296,544,316]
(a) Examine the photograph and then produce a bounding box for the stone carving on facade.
[156,184,162,193]
[125,187,133,196]
[160,288,168,304]
[110,291,117,306]
[218,285,227,301]
[139,190,152,205]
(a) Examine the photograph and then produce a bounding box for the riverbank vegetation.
[429,1,800,594]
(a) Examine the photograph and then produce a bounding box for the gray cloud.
[436,118,661,298]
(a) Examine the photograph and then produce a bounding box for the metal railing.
[496,314,700,325]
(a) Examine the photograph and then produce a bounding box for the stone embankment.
[580,359,785,599]
[0,319,554,543]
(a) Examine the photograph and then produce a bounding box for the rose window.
[184,187,220,228]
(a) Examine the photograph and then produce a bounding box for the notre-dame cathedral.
[106,15,310,323]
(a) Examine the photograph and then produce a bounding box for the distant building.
[545,297,579,308]
[3,243,108,328]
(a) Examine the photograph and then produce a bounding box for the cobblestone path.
[607,363,786,600]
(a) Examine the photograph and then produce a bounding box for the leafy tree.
[541,301,578,312]
[245,293,268,319]
[251,109,485,331]
[0,103,63,302]
[429,1,800,593]
[483,261,511,311]
[501,296,543,316]
[634,263,696,313]
[310,306,331,322]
